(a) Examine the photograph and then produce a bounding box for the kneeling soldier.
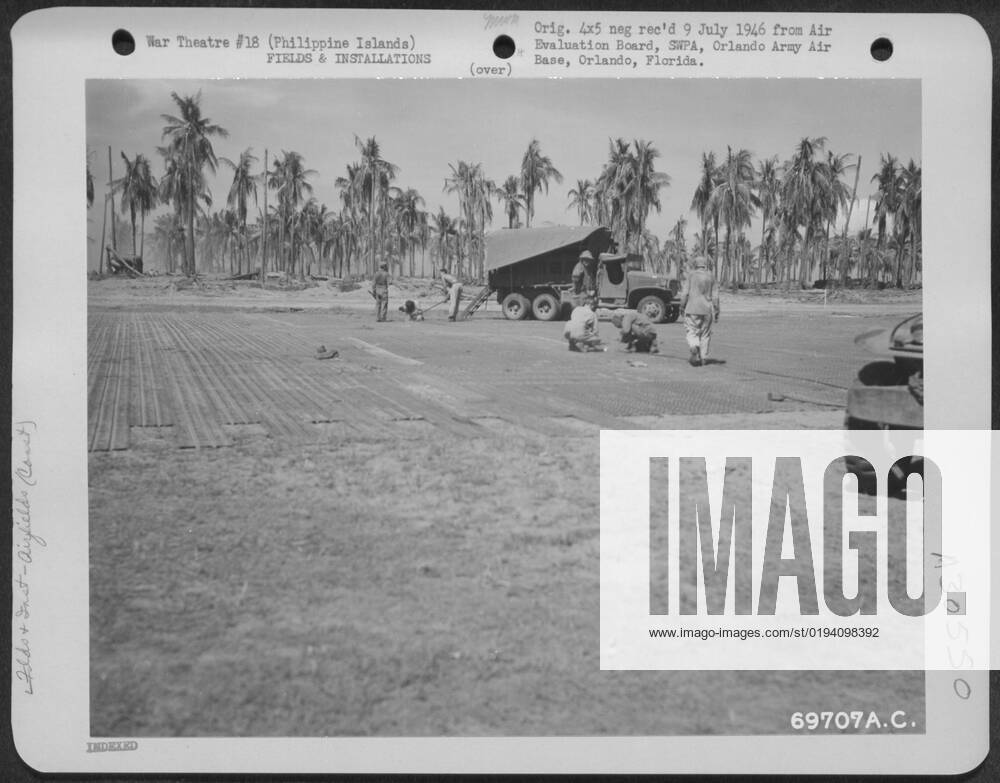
[563,298,606,352]
[611,308,659,353]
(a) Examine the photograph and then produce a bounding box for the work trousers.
[374,287,388,322]
[684,313,713,358]
[448,284,463,319]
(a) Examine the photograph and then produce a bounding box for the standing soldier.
[372,263,390,322]
[440,266,463,321]
[678,255,720,366]
[572,250,596,303]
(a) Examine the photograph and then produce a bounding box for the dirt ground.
[88,276,924,737]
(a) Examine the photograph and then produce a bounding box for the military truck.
[471,225,680,322]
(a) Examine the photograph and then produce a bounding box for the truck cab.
[591,252,680,323]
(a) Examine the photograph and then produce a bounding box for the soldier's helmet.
[579,250,594,261]
[611,309,627,328]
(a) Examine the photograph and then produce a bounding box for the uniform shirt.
[440,272,458,290]
[620,309,654,336]
[572,260,594,287]
[564,305,597,339]
[680,268,718,316]
[373,270,389,288]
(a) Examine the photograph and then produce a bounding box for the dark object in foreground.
[314,345,339,360]
[106,246,143,276]
[398,300,425,320]
[845,314,923,497]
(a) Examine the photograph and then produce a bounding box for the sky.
[86,78,920,267]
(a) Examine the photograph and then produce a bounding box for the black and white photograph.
[10,6,995,775]
[85,77,927,736]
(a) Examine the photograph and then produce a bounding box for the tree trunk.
[98,196,108,275]
[187,179,195,276]
[839,155,861,286]
[821,216,832,284]
[261,150,268,285]
[130,207,138,258]
[107,147,118,256]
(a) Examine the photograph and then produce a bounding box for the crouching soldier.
[563,299,606,352]
[398,300,424,320]
[611,308,659,353]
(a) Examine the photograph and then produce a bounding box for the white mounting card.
[10,7,993,775]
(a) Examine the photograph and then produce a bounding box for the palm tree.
[898,160,921,286]
[160,91,228,275]
[780,136,831,288]
[112,151,158,261]
[690,151,718,256]
[415,212,430,277]
[392,187,425,276]
[334,163,364,275]
[754,156,780,289]
[629,139,671,255]
[354,136,399,276]
[870,153,901,285]
[519,138,562,228]
[496,175,526,228]
[444,161,494,280]
[151,213,184,273]
[820,150,855,283]
[268,150,316,278]
[297,198,330,277]
[708,147,758,288]
[566,178,593,225]
[430,208,459,272]
[595,137,633,248]
[220,148,259,275]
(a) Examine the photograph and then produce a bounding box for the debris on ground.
[767,391,841,408]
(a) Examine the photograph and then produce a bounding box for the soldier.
[440,267,463,321]
[572,250,596,303]
[564,298,606,352]
[678,255,720,366]
[611,308,660,353]
[372,263,390,322]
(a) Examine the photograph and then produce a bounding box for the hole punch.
[870,37,893,62]
[112,29,135,56]
[493,34,515,59]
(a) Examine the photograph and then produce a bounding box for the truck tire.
[532,292,561,322]
[663,304,681,323]
[502,292,531,321]
[636,295,668,323]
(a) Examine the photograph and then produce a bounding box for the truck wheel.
[663,304,681,324]
[502,292,531,321]
[532,292,561,322]
[636,295,667,323]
